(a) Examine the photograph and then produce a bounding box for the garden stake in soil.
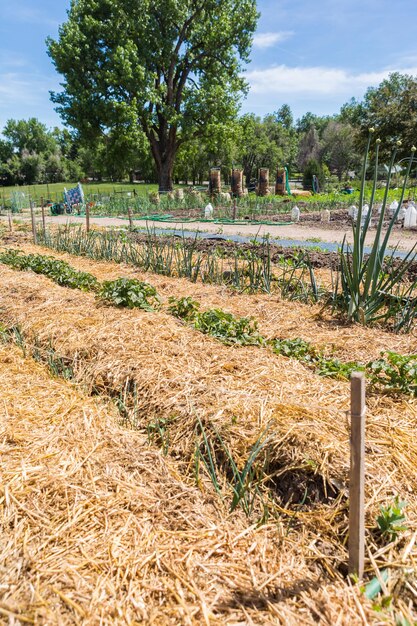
[30,199,37,244]
[349,371,366,579]
[86,202,90,233]
[41,196,46,237]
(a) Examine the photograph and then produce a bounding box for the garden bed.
[1,246,417,623]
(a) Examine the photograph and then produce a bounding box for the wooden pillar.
[41,196,46,237]
[209,168,221,196]
[231,169,244,198]
[275,168,287,196]
[257,168,270,196]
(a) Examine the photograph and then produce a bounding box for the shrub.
[302,158,325,191]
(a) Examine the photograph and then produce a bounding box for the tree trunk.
[158,157,174,192]
[147,128,176,193]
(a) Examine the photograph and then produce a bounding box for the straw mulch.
[11,241,417,364]
[1,263,417,587]
[0,342,379,625]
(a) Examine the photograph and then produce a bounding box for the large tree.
[320,121,359,181]
[3,118,57,155]
[47,0,258,191]
[340,72,417,160]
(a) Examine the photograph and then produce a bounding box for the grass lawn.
[0,181,160,207]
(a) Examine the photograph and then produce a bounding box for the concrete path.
[2,213,417,253]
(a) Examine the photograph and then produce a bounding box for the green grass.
[0,181,160,207]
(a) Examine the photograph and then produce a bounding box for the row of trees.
[1,73,416,188]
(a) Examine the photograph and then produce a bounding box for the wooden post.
[86,203,90,233]
[349,372,366,579]
[41,196,46,237]
[8,211,13,233]
[128,207,133,230]
[30,199,37,244]
[232,198,237,221]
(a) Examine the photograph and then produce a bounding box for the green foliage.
[376,497,407,540]
[341,73,417,160]
[0,118,80,186]
[302,158,325,191]
[332,135,417,328]
[168,296,200,320]
[0,249,98,291]
[195,415,270,519]
[270,337,318,362]
[98,278,160,311]
[367,351,417,396]
[269,337,362,380]
[320,121,360,181]
[147,417,173,456]
[193,309,263,346]
[47,0,259,190]
[315,358,363,380]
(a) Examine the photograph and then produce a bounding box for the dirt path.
[2,213,417,252]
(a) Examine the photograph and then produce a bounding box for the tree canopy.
[47,0,259,191]
[340,72,417,160]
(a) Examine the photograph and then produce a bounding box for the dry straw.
[1,252,417,623]
[0,342,373,625]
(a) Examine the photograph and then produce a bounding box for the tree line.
[1,71,416,189]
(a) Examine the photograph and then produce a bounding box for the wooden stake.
[30,199,37,244]
[86,203,90,233]
[8,211,13,233]
[41,196,46,236]
[128,207,133,230]
[349,372,366,579]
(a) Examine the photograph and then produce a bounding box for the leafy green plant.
[270,337,364,380]
[316,357,364,380]
[376,497,407,540]
[168,296,200,320]
[193,309,263,346]
[98,278,160,311]
[146,417,173,456]
[367,351,417,396]
[269,337,319,362]
[0,249,99,292]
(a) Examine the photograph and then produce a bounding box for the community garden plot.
[10,239,417,364]
[0,336,382,625]
[0,229,417,623]
[0,253,417,622]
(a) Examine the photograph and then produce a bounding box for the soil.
[130,230,417,281]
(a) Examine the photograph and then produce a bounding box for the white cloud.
[0,72,62,128]
[3,6,60,28]
[246,64,417,97]
[253,31,294,49]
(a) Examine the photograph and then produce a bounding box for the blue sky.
[1,0,417,130]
